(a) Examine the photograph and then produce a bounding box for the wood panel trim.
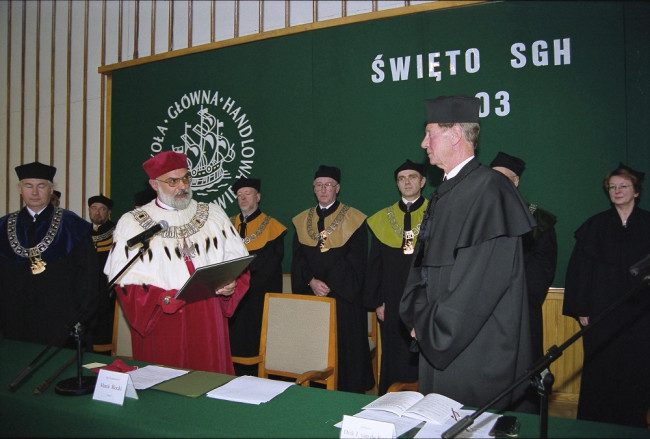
[98,1,486,74]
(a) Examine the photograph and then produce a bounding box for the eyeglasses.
[314,182,338,190]
[607,184,632,192]
[157,173,191,187]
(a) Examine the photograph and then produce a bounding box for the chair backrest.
[260,293,337,389]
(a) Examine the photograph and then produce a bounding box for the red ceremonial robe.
[115,275,249,374]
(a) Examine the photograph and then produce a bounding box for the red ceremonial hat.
[143,151,188,179]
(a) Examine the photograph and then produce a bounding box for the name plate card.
[92,369,139,405]
[340,415,396,439]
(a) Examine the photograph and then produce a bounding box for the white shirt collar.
[444,155,475,180]
[402,196,420,205]
[156,198,176,211]
[319,201,336,210]
[26,206,47,218]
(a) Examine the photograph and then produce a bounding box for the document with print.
[361,391,463,424]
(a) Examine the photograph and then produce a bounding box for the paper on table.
[206,375,294,404]
[127,365,189,390]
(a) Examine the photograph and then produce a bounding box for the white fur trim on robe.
[104,199,249,291]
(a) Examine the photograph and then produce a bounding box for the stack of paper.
[206,375,294,404]
[127,365,189,390]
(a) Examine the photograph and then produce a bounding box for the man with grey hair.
[400,96,536,412]
[0,162,98,348]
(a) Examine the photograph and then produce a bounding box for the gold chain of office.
[7,207,64,274]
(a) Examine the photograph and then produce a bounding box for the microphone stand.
[7,241,150,393]
[442,271,650,439]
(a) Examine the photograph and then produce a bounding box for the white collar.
[444,156,474,180]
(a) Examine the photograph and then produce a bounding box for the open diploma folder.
[174,255,255,304]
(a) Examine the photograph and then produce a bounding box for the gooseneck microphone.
[126,220,169,247]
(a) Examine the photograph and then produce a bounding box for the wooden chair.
[386,381,419,393]
[367,311,378,393]
[232,292,338,390]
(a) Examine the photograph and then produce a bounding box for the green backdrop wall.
[110,1,650,286]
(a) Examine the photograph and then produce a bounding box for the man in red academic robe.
[104,151,250,373]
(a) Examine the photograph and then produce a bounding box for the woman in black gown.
[563,163,650,428]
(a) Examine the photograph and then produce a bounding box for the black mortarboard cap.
[53,190,62,198]
[613,162,645,182]
[394,159,426,179]
[133,187,157,207]
[425,95,480,124]
[232,177,261,194]
[88,194,114,209]
[314,165,341,183]
[490,151,526,176]
[15,162,56,181]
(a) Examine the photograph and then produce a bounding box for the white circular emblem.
[149,90,256,207]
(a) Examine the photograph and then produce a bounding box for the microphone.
[630,253,650,277]
[126,220,169,247]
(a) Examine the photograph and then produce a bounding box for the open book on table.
[361,391,463,425]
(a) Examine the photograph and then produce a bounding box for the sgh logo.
[150,90,256,208]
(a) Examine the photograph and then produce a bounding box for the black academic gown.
[292,203,374,393]
[229,210,287,376]
[522,206,557,361]
[400,159,536,411]
[89,220,116,347]
[0,205,99,348]
[563,206,650,428]
[364,198,427,395]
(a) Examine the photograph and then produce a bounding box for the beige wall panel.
[137,0,153,58]
[261,2,286,33]
[214,1,235,41]
[171,0,189,51]
[190,1,212,47]
[153,0,170,55]
[103,0,120,66]
[238,1,260,36]
[289,1,313,27]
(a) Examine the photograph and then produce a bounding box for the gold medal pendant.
[319,230,329,253]
[29,255,47,274]
[403,230,414,255]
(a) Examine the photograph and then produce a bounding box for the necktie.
[33,213,38,222]
[317,207,327,233]
[404,202,413,230]
[238,216,247,238]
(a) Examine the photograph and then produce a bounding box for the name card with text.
[92,369,139,405]
[340,415,396,439]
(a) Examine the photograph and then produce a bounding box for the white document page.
[206,375,294,405]
[362,391,424,416]
[127,365,189,390]
[402,393,464,424]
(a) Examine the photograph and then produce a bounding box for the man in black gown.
[400,96,536,411]
[490,151,558,361]
[364,159,428,394]
[292,165,374,393]
[88,194,116,351]
[0,162,99,348]
[229,177,287,376]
